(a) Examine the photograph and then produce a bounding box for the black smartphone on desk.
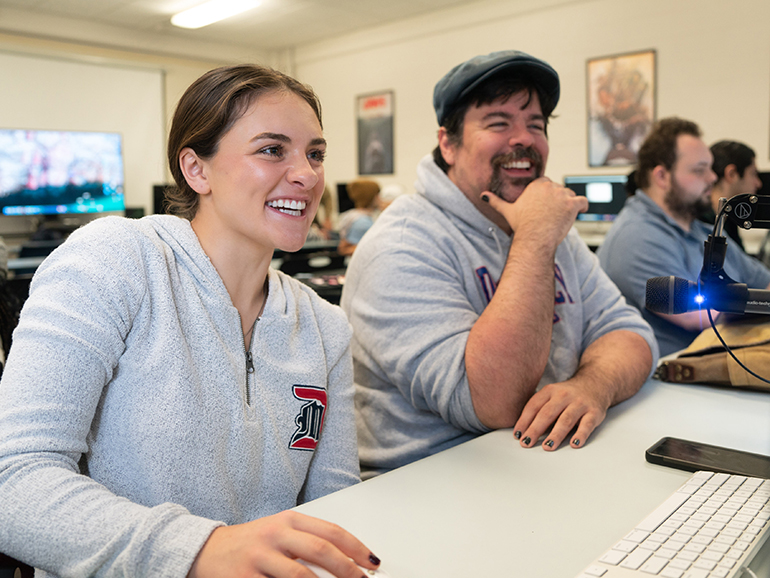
[646,437,770,479]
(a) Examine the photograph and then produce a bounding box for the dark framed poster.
[587,50,656,167]
[357,91,394,175]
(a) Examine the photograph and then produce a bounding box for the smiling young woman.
[0,65,380,578]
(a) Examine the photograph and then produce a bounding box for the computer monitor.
[0,129,125,218]
[564,174,628,222]
[336,183,354,214]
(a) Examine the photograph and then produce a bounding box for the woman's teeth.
[267,199,306,216]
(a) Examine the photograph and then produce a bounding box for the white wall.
[294,0,770,198]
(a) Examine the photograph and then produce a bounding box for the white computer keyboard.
[576,471,770,578]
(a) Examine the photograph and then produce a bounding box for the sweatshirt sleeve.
[0,220,220,577]
[342,223,487,434]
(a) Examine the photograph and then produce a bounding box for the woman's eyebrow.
[251,133,327,147]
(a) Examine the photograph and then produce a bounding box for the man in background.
[698,140,763,251]
[341,50,657,477]
[598,118,770,356]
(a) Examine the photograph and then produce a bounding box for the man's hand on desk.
[511,330,653,451]
[511,378,609,451]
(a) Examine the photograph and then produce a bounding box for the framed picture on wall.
[587,50,656,167]
[357,91,394,175]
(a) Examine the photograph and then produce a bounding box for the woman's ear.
[179,148,211,195]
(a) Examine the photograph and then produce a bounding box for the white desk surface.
[296,379,770,577]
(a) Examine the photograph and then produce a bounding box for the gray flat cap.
[433,50,560,126]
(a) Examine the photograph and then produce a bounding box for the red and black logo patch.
[289,385,327,451]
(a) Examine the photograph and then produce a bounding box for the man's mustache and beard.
[487,146,545,199]
[664,175,712,222]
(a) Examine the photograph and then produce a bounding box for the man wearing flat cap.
[341,51,658,477]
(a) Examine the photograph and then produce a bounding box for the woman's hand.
[188,510,380,578]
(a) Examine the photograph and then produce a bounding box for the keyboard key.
[619,548,653,570]
[637,492,691,532]
[599,550,626,565]
[625,530,650,543]
[640,556,668,574]
[581,565,607,576]
[676,551,698,562]
[639,540,661,551]
[613,540,637,553]
[655,548,677,560]
[682,568,709,578]
[693,559,716,570]
[668,559,691,570]
[660,568,684,578]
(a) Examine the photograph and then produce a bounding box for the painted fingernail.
[513,430,522,439]
[522,436,531,446]
[481,194,490,203]
[369,553,381,566]
[545,439,554,448]
[572,438,580,447]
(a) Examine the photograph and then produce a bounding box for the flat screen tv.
[0,129,125,216]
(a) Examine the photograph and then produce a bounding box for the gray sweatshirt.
[0,215,358,577]
[341,155,659,476]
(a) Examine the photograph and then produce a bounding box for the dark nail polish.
[572,438,580,446]
[481,194,489,203]
[522,436,531,446]
[514,430,522,439]
[369,553,381,566]
[545,439,554,448]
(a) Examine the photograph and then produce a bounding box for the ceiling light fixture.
[171,0,262,29]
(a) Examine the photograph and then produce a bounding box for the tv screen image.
[0,129,125,216]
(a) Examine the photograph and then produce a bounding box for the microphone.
[645,276,770,315]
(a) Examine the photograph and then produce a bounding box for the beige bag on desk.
[655,316,770,391]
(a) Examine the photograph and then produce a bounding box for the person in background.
[377,184,406,212]
[598,118,770,356]
[0,64,380,578]
[307,185,336,241]
[698,140,763,251]
[341,50,657,477]
[337,179,380,256]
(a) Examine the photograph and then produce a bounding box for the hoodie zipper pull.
[245,351,255,374]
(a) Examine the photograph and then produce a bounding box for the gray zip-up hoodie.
[341,155,658,477]
[0,215,358,577]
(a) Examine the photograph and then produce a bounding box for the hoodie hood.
[415,154,510,245]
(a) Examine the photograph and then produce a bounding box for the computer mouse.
[297,559,392,577]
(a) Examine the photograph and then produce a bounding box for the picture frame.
[587,50,656,167]
[356,91,394,175]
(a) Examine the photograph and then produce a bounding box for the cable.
[740,566,758,578]
[705,297,770,386]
